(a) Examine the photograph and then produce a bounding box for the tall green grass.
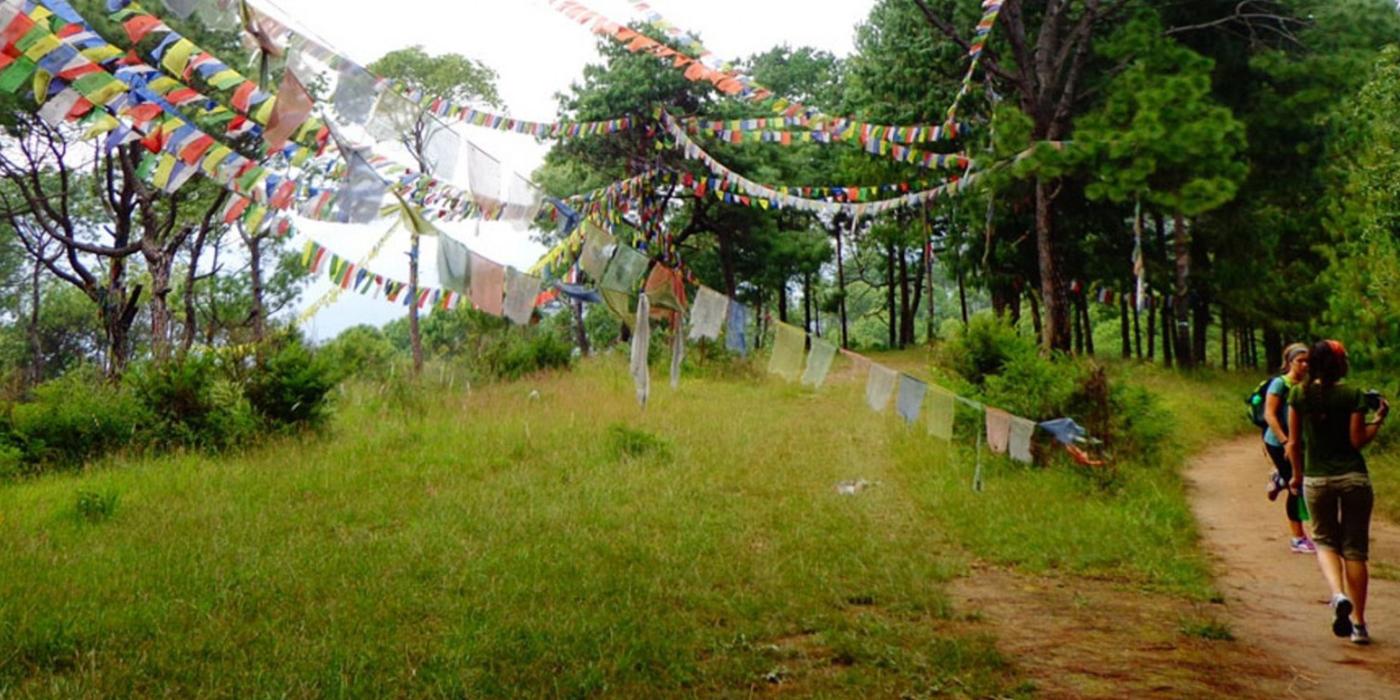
[0,354,1257,697]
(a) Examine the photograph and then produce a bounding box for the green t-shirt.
[1288,381,1368,477]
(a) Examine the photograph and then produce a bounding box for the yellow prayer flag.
[243,205,267,233]
[147,76,179,95]
[23,35,62,63]
[152,154,177,190]
[26,5,52,21]
[201,144,233,175]
[80,113,120,139]
[32,70,50,105]
[161,39,195,78]
[80,46,123,64]
[253,98,275,125]
[85,79,127,107]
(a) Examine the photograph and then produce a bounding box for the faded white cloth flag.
[865,364,898,413]
[801,338,837,389]
[631,293,651,408]
[503,267,541,326]
[688,286,728,341]
[985,408,1012,455]
[1009,416,1036,464]
[896,374,927,424]
[436,234,470,294]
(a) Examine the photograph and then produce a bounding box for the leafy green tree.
[1320,46,1400,367]
[369,46,502,376]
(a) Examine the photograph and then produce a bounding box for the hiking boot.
[1331,594,1354,638]
[1351,624,1370,645]
[1267,473,1286,501]
[1290,537,1317,554]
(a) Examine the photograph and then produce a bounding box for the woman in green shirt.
[1287,339,1388,645]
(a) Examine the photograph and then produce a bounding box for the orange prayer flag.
[264,70,311,151]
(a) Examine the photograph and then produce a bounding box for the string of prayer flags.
[299,238,464,315]
[767,321,805,382]
[1009,416,1036,464]
[801,337,837,389]
[503,267,542,326]
[688,286,727,341]
[896,374,927,424]
[985,407,1012,455]
[725,301,749,357]
[865,364,898,413]
[469,251,504,317]
[684,115,967,145]
[631,292,651,408]
[436,234,471,295]
[926,385,956,441]
[946,0,1005,125]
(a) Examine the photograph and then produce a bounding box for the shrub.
[481,327,573,381]
[319,324,396,380]
[8,367,149,471]
[937,312,1037,386]
[245,335,339,429]
[129,355,256,451]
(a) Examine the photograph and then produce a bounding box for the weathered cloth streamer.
[688,286,728,341]
[985,407,1012,455]
[503,267,541,326]
[631,293,651,408]
[436,234,471,295]
[579,226,617,282]
[896,374,926,424]
[865,364,898,413]
[767,322,805,382]
[801,337,837,389]
[1009,416,1036,464]
[926,385,956,441]
[725,302,749,357]
[469,251,504,317]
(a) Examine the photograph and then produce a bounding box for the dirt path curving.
[947,436,1400,699]
[1186,435,1400,698]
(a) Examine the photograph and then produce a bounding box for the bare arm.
[1264,391,1287,441]
[1350,399,1388,450]
[1287,409,1304,491]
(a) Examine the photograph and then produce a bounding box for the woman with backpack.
[1263,343,1314,554]
[1287,339,1388,645]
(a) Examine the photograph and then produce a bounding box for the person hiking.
[1262,343,1314,554]
[1287,339,1388,645]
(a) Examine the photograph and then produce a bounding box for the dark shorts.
[1304,473,1373,561]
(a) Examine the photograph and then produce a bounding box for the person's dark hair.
[1308,339,1349,387]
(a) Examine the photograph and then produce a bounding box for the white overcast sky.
[254,0,879,340]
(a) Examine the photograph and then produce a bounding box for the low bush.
[7,367,149,471]
[246,334,339,429]
[129,355,259,451]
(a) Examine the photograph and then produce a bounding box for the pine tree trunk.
[247,233,266,346]
[958,269,969,325]
[1162,302,1175,369]
[1073,290,1084,354]
[1132,295,1143,360]
[836,229,849,348]
[573,298,589,356]
[1120,291,1131,359]
[1173,210,1192,368]
[1220,306,1228,371]
[778,281,788,324]
[27,252,43,384]
[1035,178,1070,351]
[1082,292,1095,356]
[1262,327,1282,371]
[887,239,897,348]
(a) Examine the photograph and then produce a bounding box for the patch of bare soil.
[950,436,1400,699]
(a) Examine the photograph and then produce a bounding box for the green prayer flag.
[0,57,37,94]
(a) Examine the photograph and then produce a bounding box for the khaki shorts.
[1304,473,1374,561]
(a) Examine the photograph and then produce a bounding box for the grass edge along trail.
[0,354,1258,698]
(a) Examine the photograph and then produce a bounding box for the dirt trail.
[948,436,1400,699]
[1186,435,1400,698]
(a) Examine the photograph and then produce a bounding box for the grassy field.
[0,351,1267,698]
